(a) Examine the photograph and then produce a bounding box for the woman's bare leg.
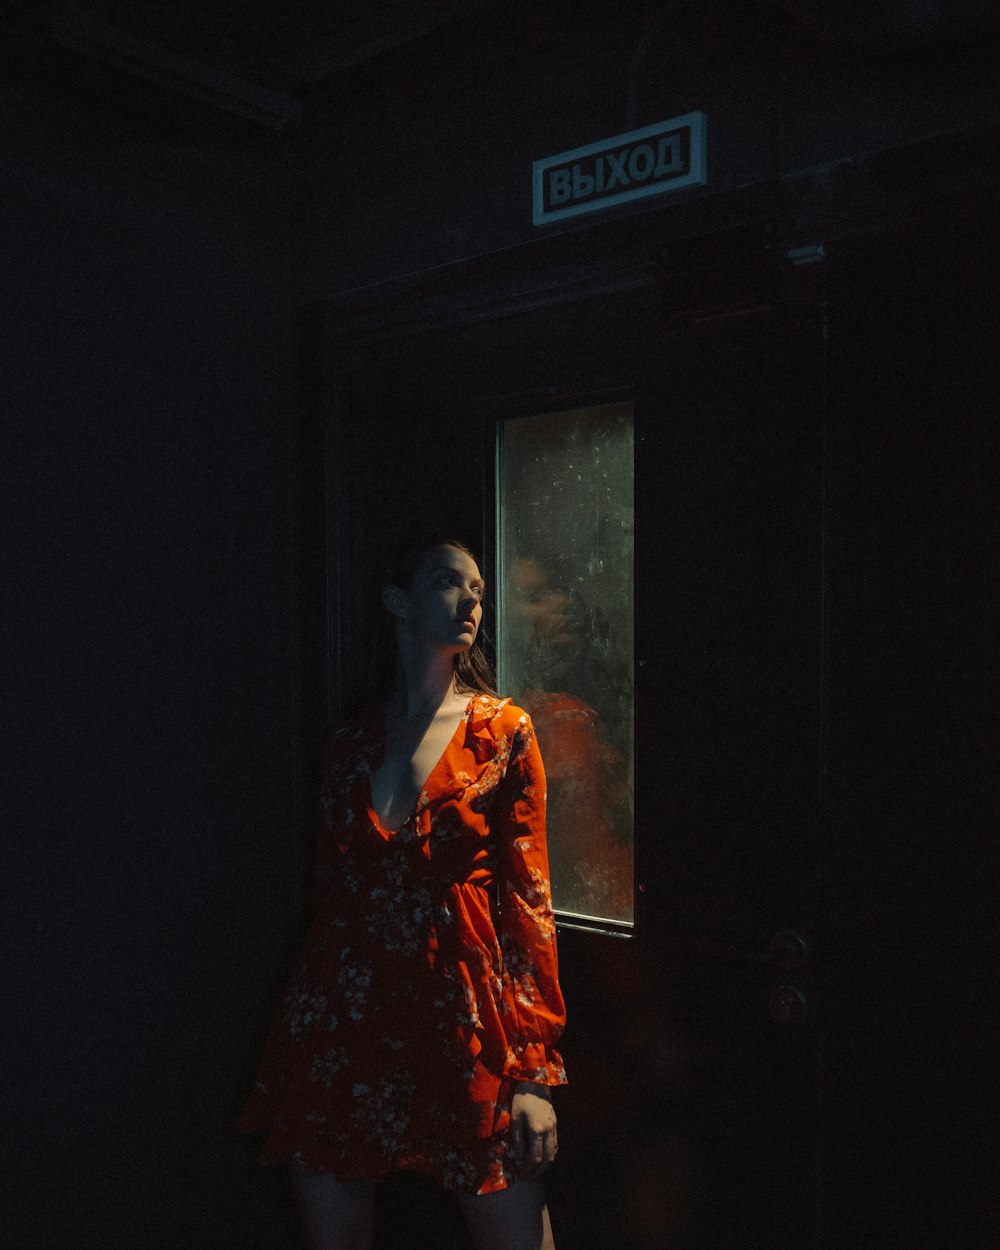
[457,1181,555,1250]
[289,1171,376,1250]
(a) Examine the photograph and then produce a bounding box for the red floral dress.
[239,695,567,1194]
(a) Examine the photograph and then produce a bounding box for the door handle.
[693,928,810,972]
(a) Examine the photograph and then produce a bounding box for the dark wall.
[4,7,998,1248]
[2,76,305,1248]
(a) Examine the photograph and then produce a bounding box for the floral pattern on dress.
[239,695,567,1195]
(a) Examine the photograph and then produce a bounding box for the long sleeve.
[496,712,568,1086]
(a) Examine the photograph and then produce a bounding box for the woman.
[240,538,567,1250]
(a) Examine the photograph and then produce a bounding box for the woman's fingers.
[531,1124,558,1169]
[509,1102,559,1179]
[522,1127,556,1179]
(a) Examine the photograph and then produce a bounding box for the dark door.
[633,293,825,1250]
[316,201,995,1249]
[320,231,826,1250]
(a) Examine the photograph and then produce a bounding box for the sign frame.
[532,112,707,227]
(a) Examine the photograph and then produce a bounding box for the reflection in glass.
[497,403,634,927]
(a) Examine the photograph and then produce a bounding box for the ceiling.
[75,0,493,89]
[27,1,1000,83]
[7,1,998,130]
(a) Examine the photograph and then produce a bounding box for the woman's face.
[390,544,485,653]
[510,555,574,648]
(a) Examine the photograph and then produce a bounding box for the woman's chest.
[368,710,469,833]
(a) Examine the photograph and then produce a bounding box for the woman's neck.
[388,645,463,720]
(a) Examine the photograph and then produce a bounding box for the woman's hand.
[508,1082,558,1180]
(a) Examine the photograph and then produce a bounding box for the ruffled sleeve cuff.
[506,1041,569,1086]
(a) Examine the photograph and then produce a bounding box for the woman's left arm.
[496,712,568,1086]
[496,711,567,1177]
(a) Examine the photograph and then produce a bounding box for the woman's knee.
[457,1180,555,1250]
[290,1170,376,1250]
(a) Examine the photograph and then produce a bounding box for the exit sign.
[533,112,707,226]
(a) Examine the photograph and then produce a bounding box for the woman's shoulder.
[467,692,534,737]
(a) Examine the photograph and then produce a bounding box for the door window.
[497,402,635,930]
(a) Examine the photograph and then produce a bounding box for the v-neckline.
[366,696,475,834]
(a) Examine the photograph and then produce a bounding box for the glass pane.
[497,403,634,928]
